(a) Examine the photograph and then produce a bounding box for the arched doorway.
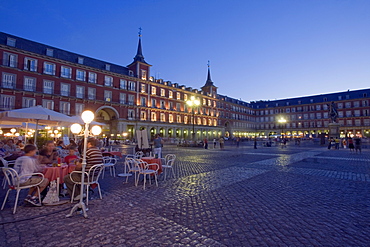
[224,121,232,138]
[95,106,119,138]
[168,128,173,138]
[150,127,156,140]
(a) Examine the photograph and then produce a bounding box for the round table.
[43,164,76,184]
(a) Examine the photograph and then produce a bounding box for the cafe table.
[102,151,122,158]
[141,157,162,175]
[42,164,76,184]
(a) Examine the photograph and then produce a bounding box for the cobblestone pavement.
[0,142,369,246]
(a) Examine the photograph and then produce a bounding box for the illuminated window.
[160,113,166,122]
[177,92,181,100]
[160,88,165,96]
[151,86,156,95]
[169,91,173,98]
[140,111,146,120]
[184,94,188,101]
[141,70,147,80]
[151,112,157,121]
[169,114,173,123]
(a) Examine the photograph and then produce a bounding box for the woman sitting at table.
[38,141,59,165]
[64,147,79,164]
[3,139,23,161]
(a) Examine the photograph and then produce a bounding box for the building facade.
[0,32,369,140]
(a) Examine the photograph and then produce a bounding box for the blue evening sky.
[1,0,370,102]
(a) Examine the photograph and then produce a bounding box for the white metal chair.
[135,151,144,159]
[135,159,159,190]
[102,157,118,178]
[161,154,176,180]
[123,157,140,184]
[1,168,45,214]
[70,164,104,205]
[1,157,10,189]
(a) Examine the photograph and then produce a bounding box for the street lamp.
[186,96,200,141]
[278,117,287,138]
[66,110,102,218]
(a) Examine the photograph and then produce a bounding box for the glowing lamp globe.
[91,125,102,136]
[71,123,82,134]
[81,110,95,124]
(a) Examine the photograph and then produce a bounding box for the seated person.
[16,140,25,150]
[64,147,79,164]
[14,145,49,206]
[56,140,65,150]
[3,139,22,161]
[63,138,103,200]
[38,141,59,165]
[0,141,7,157]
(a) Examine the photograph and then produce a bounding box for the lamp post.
[278,118,287,138]
[186,96,200,141]
[66,110,101,218]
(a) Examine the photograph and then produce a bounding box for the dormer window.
[105,64,110,71]
[78,57,84,64]
[46,48,54,57]
[6,37,16,47]
[129,70,134,76]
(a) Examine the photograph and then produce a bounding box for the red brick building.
[1,32,369,140]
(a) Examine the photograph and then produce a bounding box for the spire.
[204,60,214,86]
[133,27,147,63]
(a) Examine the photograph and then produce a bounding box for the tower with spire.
[127,28,151,80]
[201,61,218,97]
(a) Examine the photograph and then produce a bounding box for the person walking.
[219,137,224,149]
[254,137,257,149]
[153,134,164,158]
[335,137,340,149]
[204,138,208,149]
[213,139,217,149]
[348,138,354,152]
[236,137,240,148]
[354,137,362,154]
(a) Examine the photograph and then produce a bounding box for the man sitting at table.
[38,141,59,165]
[14,145,49,206]
[63,138,103,200]
[64,147,79,164]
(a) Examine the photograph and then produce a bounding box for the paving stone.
[0,144,369,246]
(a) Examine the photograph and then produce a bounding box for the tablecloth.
[141,157,162,175]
